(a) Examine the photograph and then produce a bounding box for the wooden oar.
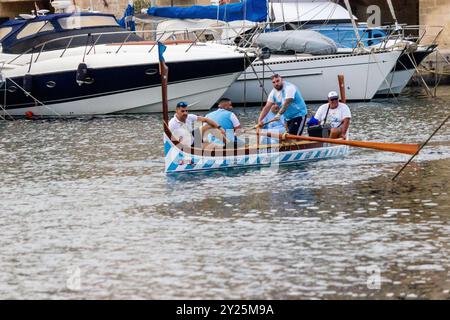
[251,131,421,155]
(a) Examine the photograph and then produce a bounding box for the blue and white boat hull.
[164,134,349,174]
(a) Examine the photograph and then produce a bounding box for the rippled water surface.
[0,88,449,299]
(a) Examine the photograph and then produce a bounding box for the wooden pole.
[338,74,347,103]
[160,59,169,126]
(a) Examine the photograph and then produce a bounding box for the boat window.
[16,21,55,39]
[0,27,13,41]
[58,16,119,30]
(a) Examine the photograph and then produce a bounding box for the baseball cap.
[328,91,339,99]
[176,101,189,108]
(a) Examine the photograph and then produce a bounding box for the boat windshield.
[58,15,119,30]
[16,21,55,39]
[0,27,13,41]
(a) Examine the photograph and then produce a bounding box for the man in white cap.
[314,91,351,139]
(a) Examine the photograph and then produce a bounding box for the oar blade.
[348,141,421,155]
[281,134,421,155]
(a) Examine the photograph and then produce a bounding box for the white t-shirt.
[315,103,351,128]
[168,114,199,145]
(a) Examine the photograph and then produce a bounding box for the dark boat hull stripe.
[1,57,249,110]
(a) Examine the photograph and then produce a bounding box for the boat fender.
[23,73,33,95]
[76,62,91,86]
[25,111,34,119]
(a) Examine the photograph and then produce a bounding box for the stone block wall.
[345,0,419,27]
[76,0,129,17]
[419,0,450,50]
[0,1,49,18]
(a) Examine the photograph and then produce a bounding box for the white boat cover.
[269,1,356,23]
[256,30,338,55]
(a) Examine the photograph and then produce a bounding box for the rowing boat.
[156,41,419,175]
[164,130,349,174]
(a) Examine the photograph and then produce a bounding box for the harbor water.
[0,87,449,299]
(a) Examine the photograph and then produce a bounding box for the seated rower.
[259,104,287,145]
[314,91,351,140]
[168,101,224,147]
[204,98,243,147]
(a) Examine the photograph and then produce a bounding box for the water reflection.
[0,88,449,299]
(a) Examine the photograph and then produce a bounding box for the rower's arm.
[278,98,293,116]
[258,101,273,125]
[198,116,221,129]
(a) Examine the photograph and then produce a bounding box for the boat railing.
[379,25,444,48]
[6,24,260,66]
[289,24,444,51]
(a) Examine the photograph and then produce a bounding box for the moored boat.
[0,8,254,117]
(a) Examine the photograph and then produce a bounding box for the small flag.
[158,42,167,63]
[158,41,168,75]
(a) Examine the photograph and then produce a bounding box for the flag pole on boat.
[158,41,169,126]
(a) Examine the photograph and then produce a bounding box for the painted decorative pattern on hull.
[164,134,349,174]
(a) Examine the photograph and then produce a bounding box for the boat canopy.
[146,0,267,23]
[269,1,356,24]
[307,24,387,48]
[155,18,256,44]
[256,30,338,55]
[0,13,142,54]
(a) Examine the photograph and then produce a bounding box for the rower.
[314,91,351,140]
[168,102,224,147]
[260,104,287,145]
[258,74,308,136]
[204,98,242,146]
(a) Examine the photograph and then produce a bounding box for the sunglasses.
[330,97,339,101]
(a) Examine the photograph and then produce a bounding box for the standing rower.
[258,74,308,136]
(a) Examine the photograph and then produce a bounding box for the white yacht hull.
[223,50,402,103]
[1,73,241,116]
[0,43,251,117]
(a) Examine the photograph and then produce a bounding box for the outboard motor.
[23,73,33,95]
[76,62,94,86]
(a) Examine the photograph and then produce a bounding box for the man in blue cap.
[168,101,224,147]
